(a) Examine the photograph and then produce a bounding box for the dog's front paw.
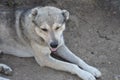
[0,77,10,80]
[84,66,101,78]
[79,70,96,80]
[0,64,13,75]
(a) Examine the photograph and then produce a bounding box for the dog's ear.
[29,7,39,26]
[29,7,39,18]
[31,8,38,17]
[62,10,69,22]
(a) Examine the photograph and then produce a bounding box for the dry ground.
[0,0,120,80]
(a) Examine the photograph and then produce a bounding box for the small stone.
[113,11,117,14]
[115,75,120,80]
[108,62,111,64]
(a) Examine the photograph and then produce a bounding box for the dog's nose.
[50,41,58,48]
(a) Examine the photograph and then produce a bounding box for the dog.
[0,6,101,80]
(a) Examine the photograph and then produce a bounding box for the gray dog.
[0,6,101,80]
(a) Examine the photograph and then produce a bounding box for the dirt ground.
[0,0,120,80]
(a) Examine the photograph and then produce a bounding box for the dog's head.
[29,6,69,52]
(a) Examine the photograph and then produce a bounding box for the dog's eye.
[55,27,60,30]
[41,28,48,32]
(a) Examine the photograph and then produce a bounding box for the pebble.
[115,75,120,80]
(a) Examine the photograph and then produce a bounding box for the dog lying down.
[0,6,101,80]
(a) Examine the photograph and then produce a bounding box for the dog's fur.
[0,6,101,80]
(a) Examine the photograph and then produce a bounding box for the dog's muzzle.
[50,41,58,52]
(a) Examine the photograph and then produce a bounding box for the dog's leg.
[31,42,96,80]
[0,64,12,80]
[37,55,96,80]
[0,77,10,80]
[57,45,101,78]
[0,64,12,75]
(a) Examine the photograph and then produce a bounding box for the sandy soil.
[0,0,120,80]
